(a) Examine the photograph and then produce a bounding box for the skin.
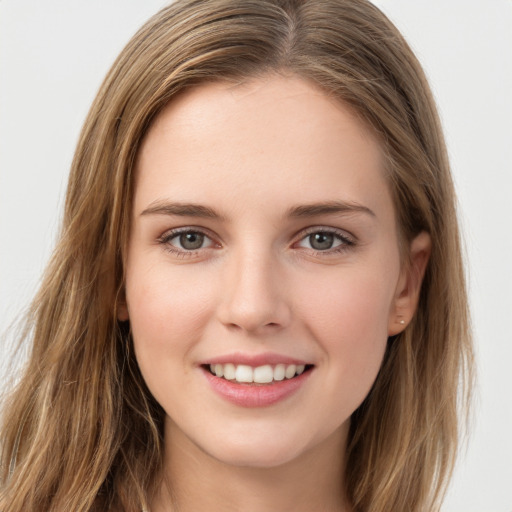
[119,74,431,512]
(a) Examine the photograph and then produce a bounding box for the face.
[120,75,426,469]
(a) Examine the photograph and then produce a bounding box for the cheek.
[294,265,396,394]
[125,263,214,376]
[298,266,394,338]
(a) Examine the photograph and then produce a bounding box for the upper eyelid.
[159,226,218,242]
[293,225,357,243]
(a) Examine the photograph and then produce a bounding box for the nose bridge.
[218,243,290,332]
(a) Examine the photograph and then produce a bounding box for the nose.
[216,248,292,334]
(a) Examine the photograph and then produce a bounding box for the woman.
[0,1,473,511]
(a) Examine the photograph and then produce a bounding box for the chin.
[209,442,303,469]
[196,424,322,470]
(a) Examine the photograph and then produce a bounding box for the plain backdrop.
[1,1,511,510]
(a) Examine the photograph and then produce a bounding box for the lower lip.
[202,367,312,407]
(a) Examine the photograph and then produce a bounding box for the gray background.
[1,1,511,510]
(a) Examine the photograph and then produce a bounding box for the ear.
[388,231,431,335]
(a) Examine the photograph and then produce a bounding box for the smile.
[201,361,314,407]
[207,363,310,384]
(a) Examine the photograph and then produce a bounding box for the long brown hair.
[1,1,473,510]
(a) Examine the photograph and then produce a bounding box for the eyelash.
[296,227,356,255]
[157,227,218,258]
[157,226,356,258]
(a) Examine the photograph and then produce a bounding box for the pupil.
[180,232,204,250]
[310,232,333,250]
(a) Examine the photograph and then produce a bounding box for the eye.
[174,231,208,250]
[159,229,217,253]
[296,229,354,252]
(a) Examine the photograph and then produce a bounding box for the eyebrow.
[140,199,375,220]
[140,201,225,220]
[286,200,376,219]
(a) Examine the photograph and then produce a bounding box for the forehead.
[134,75,392,223]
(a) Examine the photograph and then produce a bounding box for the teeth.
[223,363,236,380]
[253,365,273,383]
[273,364,285,381]
[235,365,253,383]
[208,363,308,383]
[285,364,297,379]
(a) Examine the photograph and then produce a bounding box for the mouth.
[202,363,314,385]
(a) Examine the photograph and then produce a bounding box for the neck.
[150,419,352,512]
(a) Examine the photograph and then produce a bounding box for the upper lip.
[200,352,311,367]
